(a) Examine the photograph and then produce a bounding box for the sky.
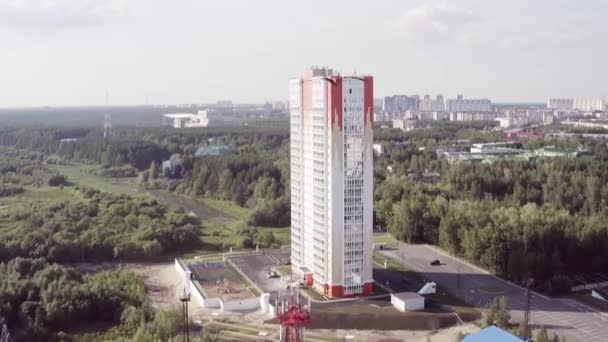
[0,0,606,107]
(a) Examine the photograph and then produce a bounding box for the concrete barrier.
[220,297,261,311]
[174,258,220,308]
[572,281,608,292]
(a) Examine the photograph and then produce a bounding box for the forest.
[3,123,608,296]
[0,146,202,340]
[0,257,185,342]
[375,131,608,294]
[0,186,200,263]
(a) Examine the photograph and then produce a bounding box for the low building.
[450,112,500,122]
[163,110,240,128]
[534,147,587,158]
[463,325,524,342]
[194,145,230,157]
[393,118,418,131]
[373,144,385,156]
[163,110,210,128]
[162,159,182,178]
[391,292,425,312]
[470,142,519,153]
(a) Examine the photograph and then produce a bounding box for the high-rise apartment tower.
[289,67,374,297]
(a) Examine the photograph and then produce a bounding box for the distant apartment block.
[420,94,445,112]
[496,110,553,128]
[382,95,419,114]
[446,95,492,112]
[547,98,574,110]
[450,112,500,121]
[290,67,374,298]
[574,97,607,111]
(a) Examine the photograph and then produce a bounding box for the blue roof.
[463,326,524,342]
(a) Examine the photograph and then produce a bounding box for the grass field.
[0,185,82,210]
[198,198,290,249]
[202,199,250,221]
[50,164,143,197]
[51,163,291,253]
[0,185,84,233]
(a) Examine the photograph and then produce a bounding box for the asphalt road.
[379,242,608,342]
[228,252,290,297]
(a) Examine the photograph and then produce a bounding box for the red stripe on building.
[363,76,374,127]
[329,76,343,131]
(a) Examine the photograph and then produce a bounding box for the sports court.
[187,260,253,300]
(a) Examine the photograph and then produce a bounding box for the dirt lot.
[129,263,183,308]
[311,323,479,342]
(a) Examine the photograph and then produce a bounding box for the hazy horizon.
[0,0,606,107]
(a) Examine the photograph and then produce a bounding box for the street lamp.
[180,271,192,342]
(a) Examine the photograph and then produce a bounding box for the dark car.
[430,259,441,266]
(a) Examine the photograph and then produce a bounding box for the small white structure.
[373,143,385,156]
[163,110,211,128]
[418,281,437,295]
[391,292,425,312]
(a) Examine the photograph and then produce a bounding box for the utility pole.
[180,271,192,342]
[457,264,461,291]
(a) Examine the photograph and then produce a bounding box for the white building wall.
[291,69,373,297]
[290,80,304,268]
[220,297,260,311]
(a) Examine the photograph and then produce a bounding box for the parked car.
[430,259,441,266]
[267,271,280,278]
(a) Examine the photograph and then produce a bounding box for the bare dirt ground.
[127,262,479,341]
[315,323,479,342]
[129,262,183,308]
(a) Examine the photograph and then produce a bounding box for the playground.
[187,260,254,301]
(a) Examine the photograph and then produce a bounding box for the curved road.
[379,243,608,342]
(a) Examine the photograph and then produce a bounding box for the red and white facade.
[290,67,374,297]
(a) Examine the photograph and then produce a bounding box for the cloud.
[0,0,125,29]
[499,32,583,49]
[393,4,481,45]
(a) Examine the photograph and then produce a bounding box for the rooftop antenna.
[103,89,112,138]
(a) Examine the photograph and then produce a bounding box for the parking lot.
[228,252,290,296]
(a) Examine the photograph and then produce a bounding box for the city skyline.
[0,0,607,107]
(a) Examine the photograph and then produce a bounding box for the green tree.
[201,324,220,342]
[516,319,529,340]
[495,296,511,328]
[536,326,550,342]
[152,308,180,341]
[149,161,159,180]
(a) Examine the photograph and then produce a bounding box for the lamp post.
[180,271,192,342]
